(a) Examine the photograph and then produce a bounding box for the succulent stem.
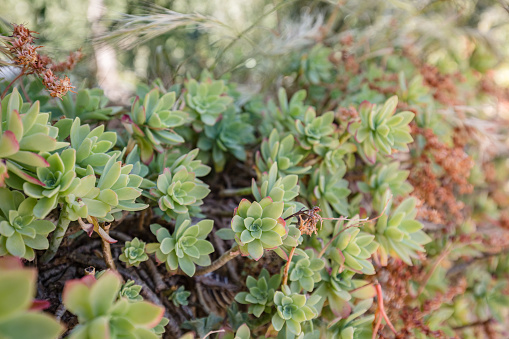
[281,246,296,286]
[219,186,253,197]
[40,213,71,264]
[195,245,239,276]
[101,223,117,271]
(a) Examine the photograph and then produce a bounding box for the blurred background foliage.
[2,0,509,99]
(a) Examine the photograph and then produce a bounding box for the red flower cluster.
[2,24,80,98]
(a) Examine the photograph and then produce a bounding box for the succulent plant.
[287,249,325,293]
[119,237,149,267]
[162,148,211,179]
[86,154,148,222]
[327,299,375,339]
[184,77,233,127]
[270,88,310,129]
[308,164,350,218]
[348,96,414,163]
[63,270,165,339]
[168,286,191,307]
[59,87,121,120]
[357,162,413,212]
[323,142,356,173]
[231,197,287,260]
[313,267,351,316]
[23,148,79,218]
[466,270,509,323]
[372,197,431,266]
[295,110,336,154]
[123,88,188,163]
[252,163,300,208]
[146,217,214,276]
[235,268,281,317]
[119,280,143,302]
[0,88,68,185]
[299,44,333,85]
[69,117,118,176]
[256,129,311,176]
[220,323,251,339]
[197,108,255,172]
[327,218,379,275]
[151,167,210,219]
[0,257,64,339]
[0,188,55,260]
[313,268,375,317]
[272,286,319,336]
[152,317,170,336]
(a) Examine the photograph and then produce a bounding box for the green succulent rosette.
[272,286,319,336]
[123,88,188,163]
[287,249,325,293]
[373,197,432,266]
[0,257,64,339]
[151,167,210,218]
[357,161,413,212]
[146,217,214,277]
[119,280,143,302]
[23,148,79,219]
[235,268,281,317]
[168,286,191,307]
[184,78,233,127]
[69,117,118,176]
[295,110,336,154]
[58,87,122,121]
[348,96,414,164]
[63,271,164,339]
[0,88,68,186]
[119,237,149,267]
[255,129,311,176]
[0,188,55,260]
[231,197,287,260]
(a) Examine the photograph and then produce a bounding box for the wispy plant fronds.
[98,5,235,50]
[263,12,325,56]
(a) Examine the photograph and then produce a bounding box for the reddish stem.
[282,246,296,286]
[1,69,25,99]
[373,282,397,336]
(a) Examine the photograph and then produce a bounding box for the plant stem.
[101,223,116,271]
[373,282,397,337]
[1,69,25,99]
[281,247,296,286]
[219,186,253,197]
[415,244,451,297]
[195,245,239,276]
[145,258,167,292]
[40,213,71,264]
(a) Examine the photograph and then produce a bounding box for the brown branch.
[446,249,509,277]
[282,246,296,286]
[453,319,493,330]
[195,245,240,276]
[100,224,117,271]
[416,244,452,297]
[145,259,168,293]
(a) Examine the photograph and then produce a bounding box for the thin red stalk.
[372,311,382,339]
[1,70,25,99]
[374,282,397,335]
[282,247,297,286]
